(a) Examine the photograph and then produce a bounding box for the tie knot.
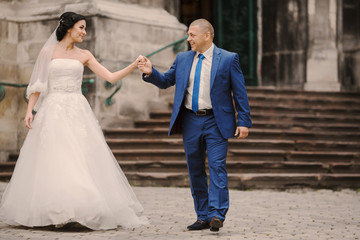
[198,54,204,60]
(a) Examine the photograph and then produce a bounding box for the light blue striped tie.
[192,53,205,112]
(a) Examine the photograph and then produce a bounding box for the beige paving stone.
[0,182,359,240]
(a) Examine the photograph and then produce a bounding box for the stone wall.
[261,0,307,88]
[0,0,187,156]
[338,0,360,91]
[259,0,360,91]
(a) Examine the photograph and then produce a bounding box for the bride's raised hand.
[137,56,152,75]
[136,55,145,63]
[131,55,145,70]
[24,111,34,129]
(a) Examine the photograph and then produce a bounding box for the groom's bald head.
[189,19,214,39]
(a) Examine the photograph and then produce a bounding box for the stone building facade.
[0,0,186,159]
[178,0,360,91]
[0,0,359,157]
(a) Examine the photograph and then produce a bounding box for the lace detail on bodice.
[48,58,84,93]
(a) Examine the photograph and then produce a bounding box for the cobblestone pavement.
[0,181,359,240]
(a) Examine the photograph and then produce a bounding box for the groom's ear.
[204,32,211,41]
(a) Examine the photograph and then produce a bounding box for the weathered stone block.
[352,50,360,89]
[0,42,17,62]
[261,55,277,86]
[17,64,34,84]
[0,118,19,151]
[0,21,8,40]
[0,64,18,82]
[18,21,56,43]
[279,53,305,88]
[7,22,18,44]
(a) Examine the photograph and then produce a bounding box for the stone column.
[305,0,340,91]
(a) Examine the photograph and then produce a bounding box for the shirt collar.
[196,43,214,60]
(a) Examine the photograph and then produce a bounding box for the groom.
[138,19,252,232]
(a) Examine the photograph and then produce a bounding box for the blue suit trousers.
[182,110,229,222]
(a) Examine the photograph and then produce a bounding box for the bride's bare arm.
[24,92,40,129]
[84,50,142,84]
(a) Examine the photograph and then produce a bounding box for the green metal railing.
[104,36,188,106]
[0,83,28,102]
[0,78,95,103]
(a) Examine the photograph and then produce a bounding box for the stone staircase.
[1,88,360,189]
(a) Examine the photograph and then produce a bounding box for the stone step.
[8,140,358,163]
[149,111,360,124]
[2,160,359,176]
[0,162,16,172]
[226,173,360,189]
[116,160,360,174]
[247,95,360,107]
[8,153,19,162]
[104,128,360,141]
[246,87,360,100]
[249,98,360,109]
[124,172,360,189]
[294,140,360,152]
[103,128,174,139]
[111,149,359,162]
[247,129,360,141]
[227,150,360,162]
[250,113,360,124]
[249,104,360,115]
[1,164,358,189]
[0,172,12,181]
[149,111,171,120]
[285,151,360,162]
[107,139,296,150]
[135,119,360,131]
[107,138,185,149]
[238,139,360,152]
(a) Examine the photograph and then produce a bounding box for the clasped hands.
[136,55,152,75]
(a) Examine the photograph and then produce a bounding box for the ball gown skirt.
[0,59,148,230]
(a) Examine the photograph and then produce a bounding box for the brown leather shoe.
[209,217,223,232]
[187,220,210,230]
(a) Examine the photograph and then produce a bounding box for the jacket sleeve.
[230,53,252,128]
[142,56,178,89]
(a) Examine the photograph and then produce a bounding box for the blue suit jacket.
[143,45,252,139]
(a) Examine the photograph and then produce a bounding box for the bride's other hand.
[24,111,33,129]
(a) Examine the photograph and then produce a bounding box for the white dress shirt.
[185,44,214,110]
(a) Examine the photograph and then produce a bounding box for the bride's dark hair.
[56,12,86,41]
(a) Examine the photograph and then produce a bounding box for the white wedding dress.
[0,58,147,230]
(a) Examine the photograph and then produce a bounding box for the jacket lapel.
[210,45,221,90]
[182,51,196,91]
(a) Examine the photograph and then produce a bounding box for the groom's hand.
[137,56,153,76]
[235,126,249,139]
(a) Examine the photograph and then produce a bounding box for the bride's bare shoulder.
[76,48,94,62]
[76,47,91,56]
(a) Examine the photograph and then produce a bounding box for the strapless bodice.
[48,58,84,93]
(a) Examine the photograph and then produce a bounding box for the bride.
[0,12,148,230]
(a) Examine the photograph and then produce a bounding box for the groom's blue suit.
[143,45,252,222]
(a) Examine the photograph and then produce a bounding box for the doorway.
[180,0,258,86]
